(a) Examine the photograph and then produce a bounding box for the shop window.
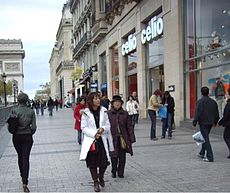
[184,0,230,119]
[127,52,137,72]
[99,0,105,12]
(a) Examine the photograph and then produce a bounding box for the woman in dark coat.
[108,95,136,178]
[218,88,230,159]
[10,93,37,192]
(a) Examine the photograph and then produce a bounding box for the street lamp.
[1,72,7,107]
[13,80,16,104]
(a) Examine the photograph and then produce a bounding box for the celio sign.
[121,16,163,56]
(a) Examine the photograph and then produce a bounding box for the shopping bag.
[192,131,205,146]
[158,106,167,118]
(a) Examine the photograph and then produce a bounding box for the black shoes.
[94,181,100,192]
[151,137,158,141]
[111,172,116,178]
[197,154,204,159]
[23,184,30,192]
[118,174,124,178]
[99,178,105,187]
[227,155,230,159]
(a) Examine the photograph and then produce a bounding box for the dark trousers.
[111,138,126,176]
[148,110,157,139]
[199,125,213,161]
[129,115,136,128]
[223,127,230,154]
[13,134,33,185]
[77,130,82,144]
[162,112,173,138]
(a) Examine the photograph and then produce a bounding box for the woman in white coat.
[80,92,114,192]
[126,95,139,128]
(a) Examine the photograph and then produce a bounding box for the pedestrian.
[218,87,230,159]
[215,78,226,117]
[10,93,36,192]
[54,98,59,111]
[108,95,136,178]
[34,100,40,115]
[100,94,110,110]
[132,91,139,123]
[161,91,175,139]
[79,92,114,192]
[73,96,86,145]
[59,98,63,108]
[47,97,54,116]
[193,86,219,162]
[126,95,139,128]
[40,99,46,116]
[148,89,163,140]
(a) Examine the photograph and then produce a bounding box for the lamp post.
[1,72,7,107]
[13,80,16,104]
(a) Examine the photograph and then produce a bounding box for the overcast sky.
[0,0,67,99]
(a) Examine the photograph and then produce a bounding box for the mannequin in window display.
[215,78,226,117]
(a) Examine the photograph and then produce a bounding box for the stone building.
[0,39,25,103]
[65,0,230,126]
[49,0,74,103]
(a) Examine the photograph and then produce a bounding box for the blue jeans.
[148,110,156,139]
[162,112,173,138]
[199,124,213,161]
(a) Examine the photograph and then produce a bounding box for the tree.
[0,80,13,97]
[70,66,83,80]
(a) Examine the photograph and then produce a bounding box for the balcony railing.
[73,31,91,57]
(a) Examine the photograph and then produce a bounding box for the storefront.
[97,0,184,124]
[184,0,230,119]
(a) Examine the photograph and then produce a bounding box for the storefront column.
[106,45,113,100]
[136,18,148,119]
[163,0,184,126]
[118,28,127,102]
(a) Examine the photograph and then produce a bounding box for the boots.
[90,168,100,192]
[99,167,106,187]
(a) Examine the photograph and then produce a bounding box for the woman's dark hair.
[78,96,85,103]
[128,95,134,101]
[86,92,100,111]
[201,86,209,96]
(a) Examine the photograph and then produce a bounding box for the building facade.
[0,39,25,103]
[93,0,230,125]
[49,1,74,102]
[70,0,100,99]
[60,0,230,125]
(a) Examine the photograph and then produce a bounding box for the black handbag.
[7,114,19,134]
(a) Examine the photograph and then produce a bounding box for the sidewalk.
[0,108,229,192]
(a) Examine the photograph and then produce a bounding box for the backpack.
[7,112,19,134]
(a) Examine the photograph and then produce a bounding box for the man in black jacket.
[193,86,219,162]
[218,88,230,159]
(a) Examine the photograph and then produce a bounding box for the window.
[99,0,105,12]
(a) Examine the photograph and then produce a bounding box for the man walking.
[193,86,219,162]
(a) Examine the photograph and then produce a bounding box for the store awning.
[79,69,91,84]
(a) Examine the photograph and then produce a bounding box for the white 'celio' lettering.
[141,17,163,44]
[121,34,137,56]
[121,16,163,56]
